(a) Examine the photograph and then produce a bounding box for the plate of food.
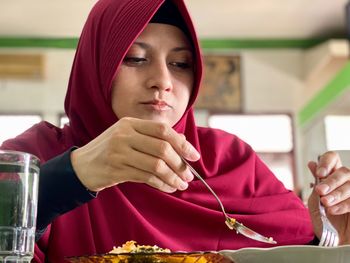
[67,241,233,263]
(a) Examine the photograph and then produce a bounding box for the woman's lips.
[141,100,172,111]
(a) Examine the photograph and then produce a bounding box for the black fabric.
[35,147,97,241]
[150,0,190,39]
[308,236,320,246]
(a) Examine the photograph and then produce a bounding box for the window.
[60,115,69,128]
[209,114,293,152]
[208,114,295,190]
[0,115,42,145]
[325,115,350,150]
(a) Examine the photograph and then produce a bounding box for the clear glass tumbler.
[0,150,40,263]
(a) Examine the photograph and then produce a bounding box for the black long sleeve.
[36,148,97,240]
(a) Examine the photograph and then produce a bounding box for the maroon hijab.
[1,0,314,262]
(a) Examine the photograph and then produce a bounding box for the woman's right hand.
[70,117,200,193]
[307,151,350,245]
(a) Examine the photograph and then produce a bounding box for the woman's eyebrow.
[171,47,192,52]
[133,41,150,49]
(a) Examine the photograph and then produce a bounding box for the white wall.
[0,49,74,123]
[241,50,304,112]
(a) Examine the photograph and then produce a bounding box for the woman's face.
[111,23,194,126]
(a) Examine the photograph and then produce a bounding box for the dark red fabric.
[1,0,314,262]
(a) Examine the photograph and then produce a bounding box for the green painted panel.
[298,61,350,126]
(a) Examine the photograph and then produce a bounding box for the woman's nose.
[146,61,172,92]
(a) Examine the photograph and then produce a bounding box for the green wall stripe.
[200,38,327,49]
[0,38,78,49]
[298,61,350,126]
[0,37,328,49]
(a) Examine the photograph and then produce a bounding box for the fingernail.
[179,181,188,191]
[187,143,200,160]
[317,167,327,178]
[185,169,194,181]
[317,183,330,194]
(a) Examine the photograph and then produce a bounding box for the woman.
[1,0,350,262]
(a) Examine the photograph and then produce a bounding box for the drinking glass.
[0,150,40,263]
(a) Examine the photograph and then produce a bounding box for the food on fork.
[109,241,171,254]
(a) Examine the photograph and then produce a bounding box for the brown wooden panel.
[195,55,241,111]
[0,54,44,79]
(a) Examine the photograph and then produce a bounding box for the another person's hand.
[307,151,350,245]
[70,117,200,193]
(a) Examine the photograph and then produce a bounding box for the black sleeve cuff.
[36,147,97,240]
[308,236,320,245]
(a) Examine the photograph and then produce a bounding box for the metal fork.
[181,158,277,244]
[315,177,339,247]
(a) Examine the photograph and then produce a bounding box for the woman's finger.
[130,118,200,161]
[317,151,342,178]
[308,161,317,176]
[326,194,350,215]
[316,166,350,197]
[120,166,178,193]
[122,148,189,191]
[129,133,193,183]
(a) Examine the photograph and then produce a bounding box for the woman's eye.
[170,62,191,69]
[123,57,147,65]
